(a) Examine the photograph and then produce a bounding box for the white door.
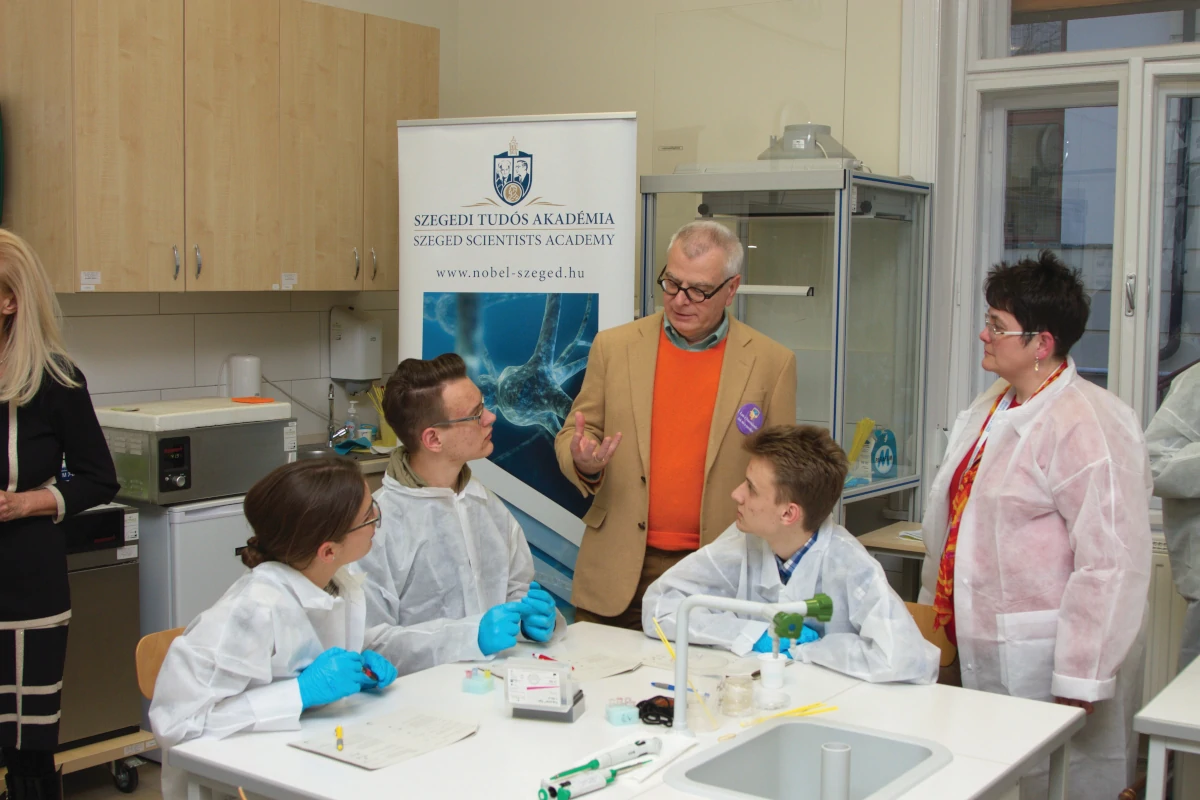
[168,497,252,628]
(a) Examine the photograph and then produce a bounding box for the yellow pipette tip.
[651,617,716,727]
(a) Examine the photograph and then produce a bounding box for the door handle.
[371,247,378,281]
[173,245,180,280]
[194,244,203,280]
[1124,273,1136,317]
[353,247,360,280]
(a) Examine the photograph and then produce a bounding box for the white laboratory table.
[169,622,1084,800]
[1136,651,1200,799]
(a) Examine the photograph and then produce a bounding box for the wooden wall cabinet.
[363,14,439,292]
[0,0,438,293]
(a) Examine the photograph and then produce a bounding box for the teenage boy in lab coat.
[359,354,564,675]
[643,424,938,684]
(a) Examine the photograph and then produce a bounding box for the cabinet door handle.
[173,245,180,280]
[1124,273,1136,317]
[371,247,378,281]
[353,247,360,280]
[194,244,203,279]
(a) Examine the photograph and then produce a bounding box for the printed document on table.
[642,647,734,677]
[559,651,643,682]
[288,710,477,770]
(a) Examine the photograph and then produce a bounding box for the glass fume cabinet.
[640,165,932,528]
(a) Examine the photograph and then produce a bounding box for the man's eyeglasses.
[658,266,734,304]
[984,315,1042,338]
[432,402,488,427]
[350,500,382,532]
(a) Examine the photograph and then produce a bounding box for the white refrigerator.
[136,496,252,637]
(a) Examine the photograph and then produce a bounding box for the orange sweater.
[647,327,727,551]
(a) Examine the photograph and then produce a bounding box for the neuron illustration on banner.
[423,292,598,516]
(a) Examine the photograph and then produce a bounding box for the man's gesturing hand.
[570,411,622,475]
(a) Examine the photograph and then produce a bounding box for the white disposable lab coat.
[644,518,939,684]
[149,561,391,800]
[1147,363,1200,670]
[359,473,563,675]
[918,359,1152,800]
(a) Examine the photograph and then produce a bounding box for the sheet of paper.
[560,651,643,683]
[897,530,923,542]
[288,710,477,770]
[641,647,734,677]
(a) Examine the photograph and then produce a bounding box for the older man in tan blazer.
[555,221,796,628]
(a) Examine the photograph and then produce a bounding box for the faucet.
[327,383,353,447]
[672,593,833,735]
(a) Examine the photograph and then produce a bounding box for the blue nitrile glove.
[297,647,373,709]
[361,650,397,690]
[478,602,524,655]
[519,582,557,643]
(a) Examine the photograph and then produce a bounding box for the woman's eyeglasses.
[984,315,1042,338]
[658,266,734,304]
[350,500,382,532]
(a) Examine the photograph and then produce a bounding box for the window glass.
[992,3,1200,58]
[1000,105,1117,389]
[1152,95,1200,411]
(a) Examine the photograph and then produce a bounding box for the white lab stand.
[167,623,1083,800]
[1137,652,1200,799]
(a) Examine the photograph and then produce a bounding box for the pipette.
[539,761,652,799]
[548,738,662,780]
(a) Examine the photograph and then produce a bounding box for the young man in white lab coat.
[358,353,564,675]
[643,424,938,684]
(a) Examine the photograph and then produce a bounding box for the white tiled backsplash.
[61,291,399,439]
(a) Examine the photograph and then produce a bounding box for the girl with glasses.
[149,458,398,800]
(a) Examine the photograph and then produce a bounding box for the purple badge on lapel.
[736,403,764,435]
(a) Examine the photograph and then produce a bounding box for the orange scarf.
[933,362,1067,641]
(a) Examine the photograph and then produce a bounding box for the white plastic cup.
[758,653,786,689]
[820,742,851,800]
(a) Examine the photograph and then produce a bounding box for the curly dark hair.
[984,250,1090,359]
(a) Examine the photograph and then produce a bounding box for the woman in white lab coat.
[149,458,398,800]
[918,251,1152,800]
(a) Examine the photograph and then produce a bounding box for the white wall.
[63,292,398,439]
[452,0,903,178]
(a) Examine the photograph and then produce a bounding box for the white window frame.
[948,65,1133,416]
[1133,59,1200,421]
[966,0,1200,72]
[905,5,1200,529]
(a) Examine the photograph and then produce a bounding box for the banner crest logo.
[494,137,533,206]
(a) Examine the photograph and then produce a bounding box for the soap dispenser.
[344,400,359,439]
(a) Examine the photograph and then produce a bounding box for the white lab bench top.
[169,622,1084,800]
[1136,652,1200,798]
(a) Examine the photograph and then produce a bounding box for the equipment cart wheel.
[111,759,139,794]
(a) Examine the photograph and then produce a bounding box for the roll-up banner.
[396,113,637,554]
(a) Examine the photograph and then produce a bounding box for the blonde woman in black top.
[0,230,117,800]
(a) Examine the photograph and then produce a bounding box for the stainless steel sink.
[665,718,953,800]
[295,444,382,462]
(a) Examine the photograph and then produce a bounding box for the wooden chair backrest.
[136,627,185,700]
[905,602,957,668]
